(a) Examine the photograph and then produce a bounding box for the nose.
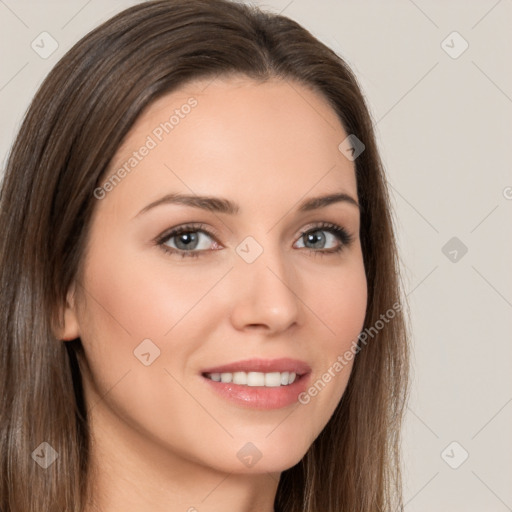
[229,246,301,334]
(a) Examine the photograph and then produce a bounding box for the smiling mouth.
[200,360,312,409]
[202,370,301,387]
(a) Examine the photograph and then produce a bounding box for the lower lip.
[201,373,311,410]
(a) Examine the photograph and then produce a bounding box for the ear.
[55,283,81,341]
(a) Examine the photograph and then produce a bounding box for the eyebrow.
[134,191,360,218]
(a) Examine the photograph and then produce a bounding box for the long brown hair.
[0,1,409,510]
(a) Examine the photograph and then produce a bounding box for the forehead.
[101,76,357,216]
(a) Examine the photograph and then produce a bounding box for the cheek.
[300,253,367,407]
[311,254,368,349]
[80,237,219,342]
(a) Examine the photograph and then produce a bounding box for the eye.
[156,223,220,259]
[294,222,354,255]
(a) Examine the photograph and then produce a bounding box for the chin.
[229,443,309,475]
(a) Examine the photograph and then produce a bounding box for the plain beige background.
[1,1,511,510]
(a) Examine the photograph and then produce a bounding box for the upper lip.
[201,358,311,376]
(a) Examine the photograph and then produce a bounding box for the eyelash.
[155,222,354,259]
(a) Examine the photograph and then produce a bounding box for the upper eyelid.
[156,223,218,244]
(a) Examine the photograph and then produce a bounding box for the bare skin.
[57,76,367,512]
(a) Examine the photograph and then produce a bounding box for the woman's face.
[65,76,367,475]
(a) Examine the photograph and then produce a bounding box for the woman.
[0,0,410,510]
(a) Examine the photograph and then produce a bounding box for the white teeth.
[264,372,281,387]
[220,373,232,383]
[232,372,247,385]
[205,371,299,387]
[247,372,264,386]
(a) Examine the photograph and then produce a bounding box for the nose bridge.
[229,234,301,331]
